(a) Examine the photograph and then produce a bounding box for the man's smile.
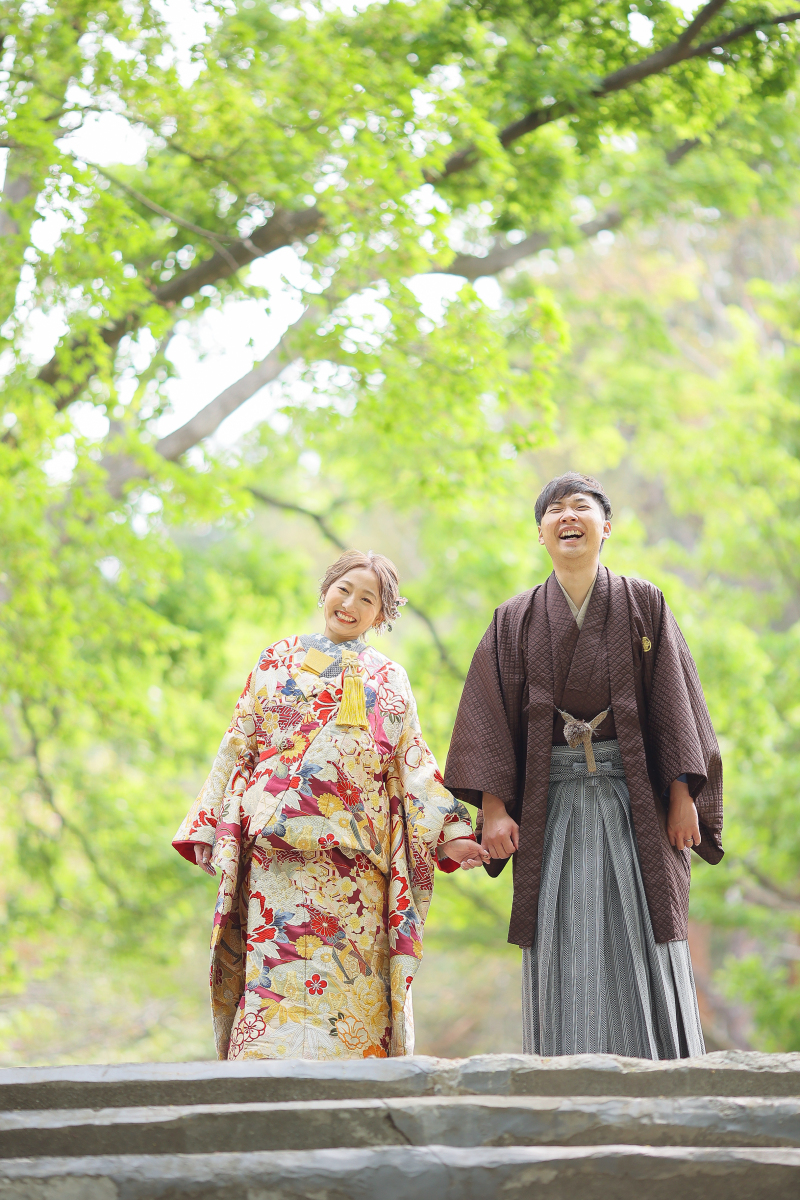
[559,528,584,541]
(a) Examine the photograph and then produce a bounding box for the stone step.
[2,1051,800,1111]
[1,1144,799,1200]
[2,1094,800,1158]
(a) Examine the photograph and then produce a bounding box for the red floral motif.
[377,681,405,715]
[313,688,339,722]
[305,973,328,996]
[190,809,216,832]
[247,924,277,948]
[334,763,362,810]
[318,833,339,847]
[247,891,277,948]
[228,1010,267,1058]
[251,890,272,918]
[351,852,374,873]
[304,904,342,941]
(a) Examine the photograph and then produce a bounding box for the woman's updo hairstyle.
[319,550,407,633]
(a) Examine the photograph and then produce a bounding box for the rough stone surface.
[1,1095,800,1158]
[2,1051,800,1111]
[1,1145,799,1200]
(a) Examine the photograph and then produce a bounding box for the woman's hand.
[667,780,701,852]
[441,837,491,870]
[194,843,216,876]
[481,792,520,860]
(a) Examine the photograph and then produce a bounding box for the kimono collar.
[555,569,598,630]
[299,632,367,679]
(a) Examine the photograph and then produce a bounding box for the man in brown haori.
[445,473,723,1058]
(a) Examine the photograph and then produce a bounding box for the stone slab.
[1,1145,799,1200]
[2,1095,800,1158]
[2,1051,800,1111]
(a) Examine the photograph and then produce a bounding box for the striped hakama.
[522,739,705,1060]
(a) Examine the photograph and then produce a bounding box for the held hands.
[441,837,491,870]
[481,792,520,860]
[666,779,701,852]
[194,843,216,876]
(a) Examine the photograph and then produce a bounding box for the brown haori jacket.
[444,566,723,946]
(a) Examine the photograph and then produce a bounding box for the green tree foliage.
[2,2,800,1056]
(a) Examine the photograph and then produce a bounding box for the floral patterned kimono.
[173,633,473,1061]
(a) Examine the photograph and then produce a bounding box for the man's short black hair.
[534,472,613,527]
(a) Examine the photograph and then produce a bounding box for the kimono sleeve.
[388,684,475,875]
[172,667,259,863]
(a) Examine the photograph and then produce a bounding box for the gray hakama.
[522,739,705,1059]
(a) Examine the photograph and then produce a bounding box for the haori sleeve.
[443,603,527,811]
[388,682,475,876]
[647,594,724,865]
[172,666,259,863]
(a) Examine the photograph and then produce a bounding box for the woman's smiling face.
[322,568,384,643]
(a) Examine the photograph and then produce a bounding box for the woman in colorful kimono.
[173,550,485,1061]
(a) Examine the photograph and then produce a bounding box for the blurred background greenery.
[2,0,800,1063]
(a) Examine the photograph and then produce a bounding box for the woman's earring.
[317,598,324,609]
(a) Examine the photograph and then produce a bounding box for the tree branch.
[403,601,465,679]
[249,488,347,549]
[19,700,130,908]
[0,159,32,237]
[156,323,309,462]
[443,208,622,279]
[98,131,687,484]
[740,858,800,912]
[249,489,465,679]
[153,206,324,307]
[439,3,800,178]
[101,305,321,494]
[666,137,702,167]
[93,165,245,272]
[445,232,552,280]
[39,204,324,407]
[105,202,628,489]
[38,62,705,415]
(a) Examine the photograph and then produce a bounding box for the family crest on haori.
[174,550,485,1060]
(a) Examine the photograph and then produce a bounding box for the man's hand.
[194,843,216,875]
[481,792,520,860]
[441,837,491,870]
[666,779,701,851]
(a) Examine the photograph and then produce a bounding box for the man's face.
[538,491,611,566]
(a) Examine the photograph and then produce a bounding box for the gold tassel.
[338,651,368,728]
